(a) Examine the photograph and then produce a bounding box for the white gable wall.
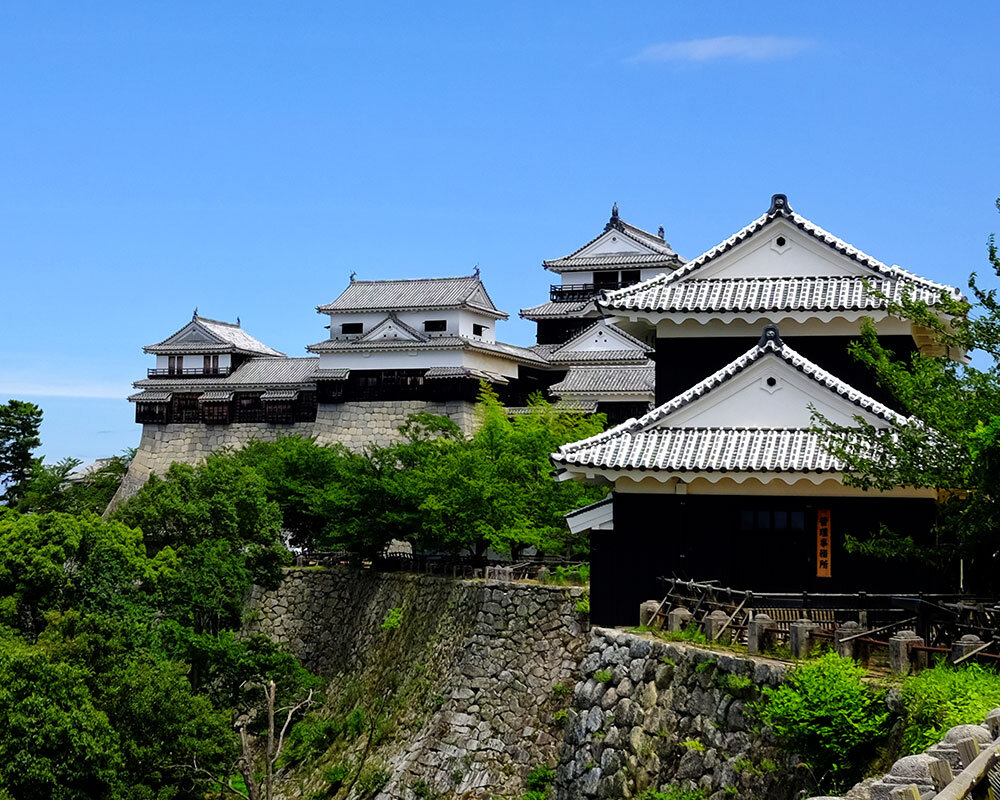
[557,323,644,354]
[690,219,874,281]
[651,354,889,429]
[577,229,654,257]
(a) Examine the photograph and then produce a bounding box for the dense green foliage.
[201,388,606,560]
[16,451,133,516]
[0,400,43,504]
[755,651,888,793]
[0,390,604,797]
[815,200,1000,584]
[900,661,1000,753]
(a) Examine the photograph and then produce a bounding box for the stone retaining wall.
[555,627,806,800]
[108,399,476,510]
[247,568,588,798]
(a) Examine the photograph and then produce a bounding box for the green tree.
[113,457,288,632]
[0,511,166,636]
[18,451,134,516]
[0,635,120,800]
[815,200,1000,587]
[392,387,607,561]
[0,400,43,505]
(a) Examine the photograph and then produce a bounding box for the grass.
[593,669,614,683]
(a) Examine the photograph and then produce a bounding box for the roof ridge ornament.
[350,271,357,283]
[768,193,791,215]
[193,307,198,320]
[605,202,625,233]
[473,264,480,278]
[658,225,665,240]
[759,324,783,348]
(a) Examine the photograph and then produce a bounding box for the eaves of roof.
[305,335,550,367]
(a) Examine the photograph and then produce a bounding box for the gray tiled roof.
[199,390,234,402]
[547,350,653,366]
[133,357,320,396]
[553,328,906,472]
[313,368,351,380]
[318,275,507,319]
[609,195,961,305]
[553,427,844,473]
[145,316,285,357]
[129,390,173,402]
[519,299,600,320]
[424,366,510,384]
[261,389,299,401]
[306,335,549,366]
[544,210,685,273]
[603,274,953,315]
[549,365,655,396]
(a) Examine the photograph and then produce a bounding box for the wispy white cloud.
[1,380,125,400]
[630,35,814,65]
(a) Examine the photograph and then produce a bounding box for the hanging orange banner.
[816,509,831,578]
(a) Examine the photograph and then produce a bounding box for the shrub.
[357,764,391,796]
[900,661,1000,753]
[525,764,555,794]
[325,762,350,790]
[552,683,571,698]
[548,564,590,586]
[553,709,568,726]
[382,606,403,632]
[574,594,590,614]
[637,788,707,800]
[662,623,708,645]
[717,673,753,694]
[680,739,705,751]
[593,669,613,684]
[754,651,888,793]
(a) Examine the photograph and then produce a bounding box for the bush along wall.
[555,628,805,800]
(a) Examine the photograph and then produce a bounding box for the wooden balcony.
[549,280,638,302]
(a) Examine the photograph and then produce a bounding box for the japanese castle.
[124,194,960,623]
[554,194,961,624]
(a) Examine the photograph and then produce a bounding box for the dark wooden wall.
[590,492,941,627]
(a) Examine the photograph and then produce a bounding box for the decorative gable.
[687,218,871,281]
[359,315,427,343]
[170,323,222,345]
[656,350,886,429]
[577,228,654,257]
[553,320,650,356]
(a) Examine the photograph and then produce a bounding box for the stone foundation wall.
[247,568,588,799]
[109,399,476,510]
[555,627,805,800]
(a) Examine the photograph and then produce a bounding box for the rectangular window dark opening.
[472,323,486,337]
[621,270,641,286]
[341,322,363,335]
[423,320,447,333]
[594,270,619,290]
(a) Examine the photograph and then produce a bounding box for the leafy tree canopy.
[0,399,42,504]
[816,199,1000,585]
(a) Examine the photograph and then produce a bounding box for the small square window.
[774,511,788,529]
[740,510,754,530]
[756,510,771,529]
[341,322,363,335]
[791,511,805,530]
[424,320,447,332]
[472,323,486,337]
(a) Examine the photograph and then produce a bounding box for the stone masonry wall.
[556,627,806,800]
[109,399,476,510]
[246,568,588,799]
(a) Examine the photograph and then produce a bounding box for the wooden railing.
[147,367,232,377]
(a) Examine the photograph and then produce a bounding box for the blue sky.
[2,2,998,463]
